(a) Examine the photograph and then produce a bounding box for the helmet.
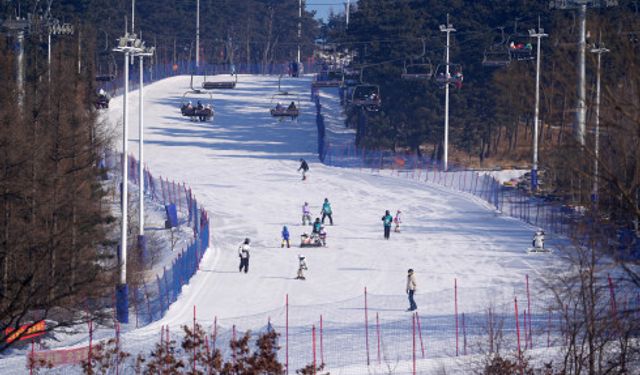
[408,268,414,273]
[304,202,308,205]
[298,254,305,259]
[324,198,328,202]
[244,237,250,244]
[386,210,390,215]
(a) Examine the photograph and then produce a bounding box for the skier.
[302,202,312,225]
[281,226,291,248]
[296,254,308,280]
[532,230,545,251]
[393,210,402,233]
[406,269,417,311]
[312,218,322,234]
[298,159,309,180]
[382,210,393,239]
[238,238,250,273]
[321,198,333,225]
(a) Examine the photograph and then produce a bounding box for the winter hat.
[408,269,414,274]
[298,254,305,259]
[244,238,250,244]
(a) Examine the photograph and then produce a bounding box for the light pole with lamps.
[112,33,145,324]
[440,15,456,172]
[590,37,608,202]
[528,23,547,192]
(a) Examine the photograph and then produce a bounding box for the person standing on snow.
[394,210,402,233]
[296,254,308,280]
[302,202,312,225]
[406,269,417,311]
[321,198,333,225]
[532,230,545,251]
[238,238,250,273]
[312,218,322,234]
[281,226,291,248]
[382,210,393,239]
[298,159,309,180]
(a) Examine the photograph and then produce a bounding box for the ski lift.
[351,84,381,112]
[95,32,117,82]
[508,20,534,61]
[341,68,361,87]
[401,38,433,80]
[401,59,433,80]
[434,64,464,89]
[482,27,511,68]
[202,70,237,90]
[270,93,300,118]
[312,70,344,88]
[180,90,214,122]
[482,47,511,67]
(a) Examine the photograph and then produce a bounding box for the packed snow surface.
[0,74,564,373]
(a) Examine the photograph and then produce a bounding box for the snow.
[0,74,566,373]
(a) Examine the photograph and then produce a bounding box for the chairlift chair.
[434,64,464,88]
[181,90,214,122]
[341,68,361,87]
[351,84,381,112]
[482,47,511,68]
[270,92,300,118]
[401,60,433,80]
[312,70,344,88]
[95,52,117,82]
[202,70,237,90]
[508,36,534,61]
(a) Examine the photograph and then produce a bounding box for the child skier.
[238,238,250,273]
[281,226,291,248]
[302,202,312,225]
[296,254,308,280]
[298,159,309,180]
[393,210,402,233]
[532,230,545,251]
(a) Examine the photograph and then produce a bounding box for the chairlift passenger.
[288,101,297,111]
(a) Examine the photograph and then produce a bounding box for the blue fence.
[103,151,210,327]
[311,92,640,258]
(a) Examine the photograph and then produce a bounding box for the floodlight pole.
[138,54,145,236]
[529,21,547,192]
[120,48,130,324]
[440,15,455,172]
[196,0,200,69]
[576,4,587,146]
[297,0,302,64]
[346,0,350,29]
[590,37,608,202]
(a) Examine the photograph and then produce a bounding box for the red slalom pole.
[515,297,522,358]
[455,278,459,357]
[312,325,317,374]
[284,294,289,374]
[526,274,533,349]
[364,287,370,366]
[193,305,197,372]
[320,315,324,365]
[376,313,381,365]
[412,313,416,375]
[415,312,425,359]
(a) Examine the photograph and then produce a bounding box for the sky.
[307,0,348,22]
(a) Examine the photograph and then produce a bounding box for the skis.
[527,247,552,254]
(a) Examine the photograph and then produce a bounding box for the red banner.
[29,346,90,368]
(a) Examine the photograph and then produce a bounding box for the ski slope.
[0,74,565,373]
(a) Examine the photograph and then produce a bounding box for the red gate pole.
[415,312,425,358]
[412,313,416,375]
[320,315,324,365]
[193,305,197,372]
[284,294,289,374]
[523,309,528,350]
[375,313,381,365]
[526,274,533,349]
[312,325,317,375]
[515,297,521,350]
[455,278,459,356]
[364,287,370,366]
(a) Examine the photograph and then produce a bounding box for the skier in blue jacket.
[321,198,333,225]
[281,226,291,248]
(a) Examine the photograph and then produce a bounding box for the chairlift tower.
[1,18,29,107]
[528,21,548,192]
[47,21,74,81]
[550,0,617,146]
[439,15,456,172]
